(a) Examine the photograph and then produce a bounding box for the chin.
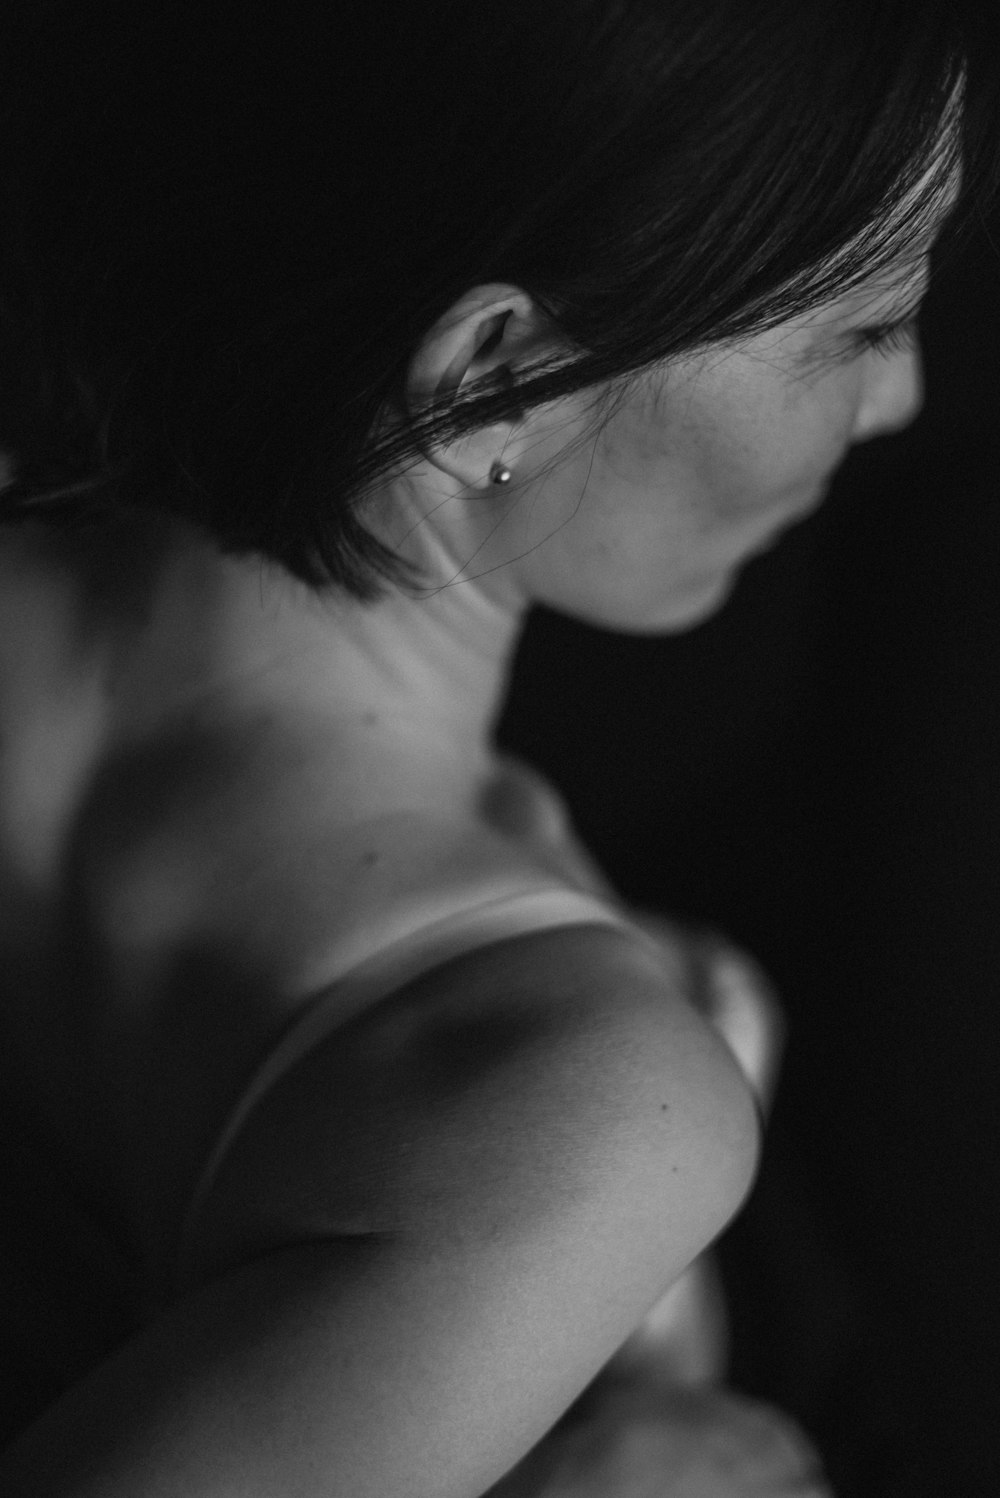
[649,571,741,633]
[577,571,739,637]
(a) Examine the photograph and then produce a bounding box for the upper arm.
[0,926,758,1498]
[187,922,759,1281]
[176,926,754,1488]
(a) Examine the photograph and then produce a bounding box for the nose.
[851,342,925,443]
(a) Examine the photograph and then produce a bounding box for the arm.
[486,754,784,1106]
[0,925,758,1498]
[484,754,784,1387]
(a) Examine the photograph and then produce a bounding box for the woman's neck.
[106,517,528,779]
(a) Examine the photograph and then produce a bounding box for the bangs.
[1,1,998,593]
[657,26,978,352]
[776,74,968,323]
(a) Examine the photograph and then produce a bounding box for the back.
[0,521,759,1488]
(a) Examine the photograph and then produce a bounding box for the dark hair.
[0,0,997,596]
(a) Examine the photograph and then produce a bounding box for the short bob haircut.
[0,0,997,597]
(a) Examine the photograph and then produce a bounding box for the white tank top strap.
[175,886,643,1281]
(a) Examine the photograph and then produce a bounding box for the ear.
[403,284,558,491]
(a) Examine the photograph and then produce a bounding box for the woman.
[0,2,995,1493]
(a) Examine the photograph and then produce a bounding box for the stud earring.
[490,461,513,485]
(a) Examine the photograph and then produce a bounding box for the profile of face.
[513,258,930,632]
[404,247,933,636]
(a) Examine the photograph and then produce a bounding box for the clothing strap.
[175,886,643,1283]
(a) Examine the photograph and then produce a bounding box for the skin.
[374,257,931,641]
[0,182,951,1498]
[331,230,940,1498]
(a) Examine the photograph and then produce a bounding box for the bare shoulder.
[187,920,759,1289]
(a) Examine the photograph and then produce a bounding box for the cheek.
[588,362,863,533]
[588,384,735,523]
[772,361,869,458]
[701,374,864,504]
[608,376,768,497]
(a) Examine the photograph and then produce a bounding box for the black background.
[498,212,1000,1497]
